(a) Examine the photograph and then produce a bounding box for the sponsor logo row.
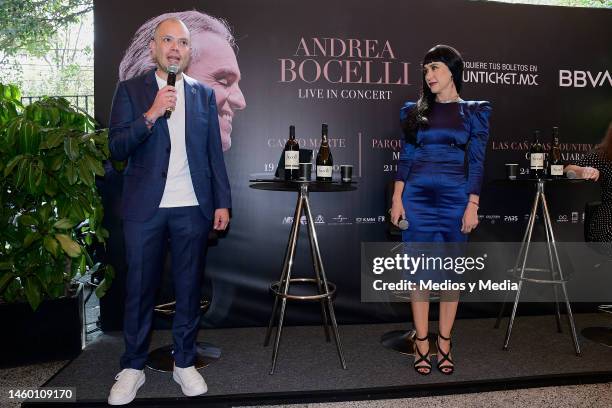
[282,214,387,226]
[281,213,585,225]
[480,212,585,224]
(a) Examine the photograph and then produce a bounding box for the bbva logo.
[559,70,611,88]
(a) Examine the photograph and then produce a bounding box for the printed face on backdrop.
[423,61,455,96]
[187,31,246,151]
[150,19,192,74]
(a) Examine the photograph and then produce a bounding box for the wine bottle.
[316,123,333,181]
[283,125,299,180]
[529,130,544,179]
[549,127,563,179]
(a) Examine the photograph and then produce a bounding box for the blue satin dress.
[395,100,492,244]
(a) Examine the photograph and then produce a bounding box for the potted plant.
[0,83,114,366]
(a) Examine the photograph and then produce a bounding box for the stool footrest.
[270,278,336,300]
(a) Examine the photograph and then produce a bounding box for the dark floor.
[40,313,612,405]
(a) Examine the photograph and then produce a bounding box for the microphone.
[566,169,577,179]
[398,216,409,231]
[164,65,179,119]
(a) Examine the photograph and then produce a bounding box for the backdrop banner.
[94,0,612,329]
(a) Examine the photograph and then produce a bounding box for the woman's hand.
[580,166,600,181]
[390,198,406,227]
[462,201,479,234]
[565,164,600,181]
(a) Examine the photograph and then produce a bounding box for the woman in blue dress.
[390,45,492,375]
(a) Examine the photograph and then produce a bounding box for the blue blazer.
[108,69,231,222]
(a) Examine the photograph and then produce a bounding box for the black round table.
[250,178,355,374]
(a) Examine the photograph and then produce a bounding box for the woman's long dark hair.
[402,44,464,144]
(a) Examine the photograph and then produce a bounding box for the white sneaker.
[173,365,208,396]
[107,368,145,405]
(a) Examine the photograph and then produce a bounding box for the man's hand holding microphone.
[143,66,179,127]
[143,86,177,128]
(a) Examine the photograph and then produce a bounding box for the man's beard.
[155,56,188,74]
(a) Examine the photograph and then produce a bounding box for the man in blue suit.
[107,18,230,405]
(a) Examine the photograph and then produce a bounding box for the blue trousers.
[120,206,211,369]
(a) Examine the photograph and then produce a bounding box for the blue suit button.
[161,171,167,178]
[166,147,170,153]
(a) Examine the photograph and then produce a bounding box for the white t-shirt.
[155,73,199,207]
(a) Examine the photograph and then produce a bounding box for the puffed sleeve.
[394,102,417,182]
[466,101,492,195]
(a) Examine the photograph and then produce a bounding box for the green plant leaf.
[0,262,13,271]
[24,276,42,310]
[40,129,64,149]
[44,177,58,196]
[54,233,81,257]
[69,254,80,279]
[79,254,86,275]
[97,227,109,240]
[0,272,14,294]
[48,153,64,171]
[77,160,94,187]
[1,84,21,102]
[38,204,52,223]
[65,163,78,184]
[23,231,41,248]
[53,218,77,229]
[83,247,94,266]
[28,161,44,193]
[50,108,60,126]
[14,158,28,187]
[39,264,54,285]
[19,120,40,154]
[51,262,65,284]
[48,283,65,298]
[3,154,23,177]
[18,214,38,226]
[64,136,79,161]
[43,235,60,258]
[5,120,20,149]
[84,154,105,176]
[77,194,92,215]
[68,201,86,220]
[95,265,115,298]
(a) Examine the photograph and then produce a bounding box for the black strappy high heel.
[413,334,432,375]
[436,333,455,375]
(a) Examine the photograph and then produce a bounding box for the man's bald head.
[153,17,190,40]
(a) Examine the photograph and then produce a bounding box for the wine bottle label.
[284,151,299,170]
[316,165,332,178]
[550,164,564,176]
[530,153,544,169]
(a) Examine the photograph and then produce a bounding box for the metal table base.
[263,183,347,374]
[494,179,581,355]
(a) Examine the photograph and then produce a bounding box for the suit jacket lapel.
[184,77,197,147]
